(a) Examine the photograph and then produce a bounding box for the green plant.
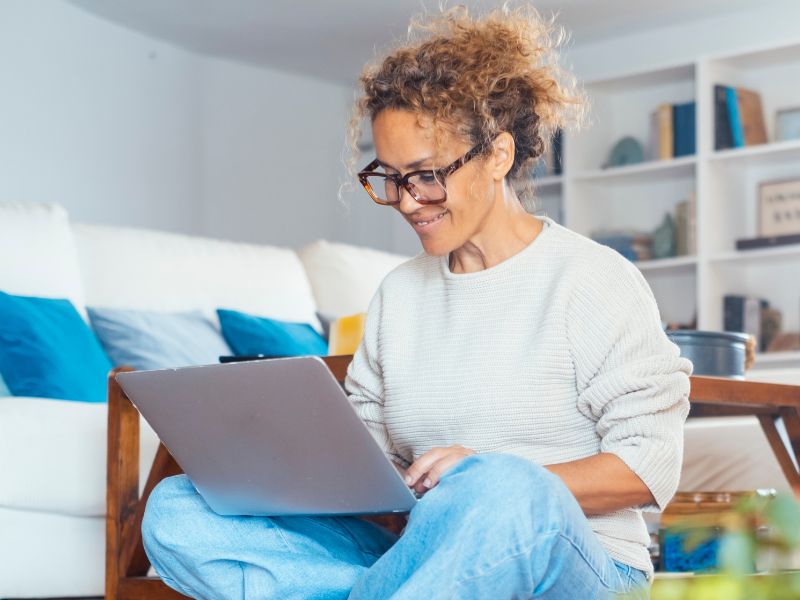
[623,492,800,599]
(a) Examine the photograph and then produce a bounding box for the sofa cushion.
[73,223,322,333]
[88,307,232,370]
[0,396,160,516]
[217,308,328,357]
[0,292,112,403]
[0,374,8,396]
[0,202,86,319]
[297,239,412,317]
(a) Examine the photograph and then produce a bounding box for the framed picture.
[759,178,800,237]
[776,106,800,142]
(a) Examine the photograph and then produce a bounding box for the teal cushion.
[88,307,232,371]
[217,309,328,357]
[0,373,9,396]
[0,291,112,403]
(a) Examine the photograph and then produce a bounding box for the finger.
[419,454,464,489]
[404,448,448,486]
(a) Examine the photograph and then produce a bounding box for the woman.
[142,5,692,599]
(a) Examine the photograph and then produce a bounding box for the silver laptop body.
[115,356,419,517]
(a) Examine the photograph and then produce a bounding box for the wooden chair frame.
[106,355,405,599]
[106,357,800,599]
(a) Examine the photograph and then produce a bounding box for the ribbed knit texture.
[344,215,693,577]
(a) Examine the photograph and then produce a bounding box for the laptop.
[115,356,420,517]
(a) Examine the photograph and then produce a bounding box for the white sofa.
[0,201,795,598]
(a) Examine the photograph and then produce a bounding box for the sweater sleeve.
[343,286,409,469]
[566,252,693,512]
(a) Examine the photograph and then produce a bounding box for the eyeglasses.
[357,142,487,206]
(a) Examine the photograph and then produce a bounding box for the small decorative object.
[776,106,800,141]
[591,228,652,261]
[604,136,645,168]
[758,178,800,237]
[760,307,782,353]
[766,332,800,353]
[652,213,677,259]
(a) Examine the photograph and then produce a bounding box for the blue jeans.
[142,453,649,599]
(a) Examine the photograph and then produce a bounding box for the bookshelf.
[533,40,800,374]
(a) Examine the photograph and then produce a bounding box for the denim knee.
[417,453,569,531]
[445,452,561,495]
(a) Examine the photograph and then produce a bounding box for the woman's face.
[370,109,496,257]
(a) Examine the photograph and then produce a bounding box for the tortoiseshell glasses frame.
[357,141,488,206]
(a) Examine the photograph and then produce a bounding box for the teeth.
[417,211,446,226]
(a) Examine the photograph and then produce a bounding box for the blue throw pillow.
[0,291,112,403]
[217,309,328,357]
[87,307,233,371]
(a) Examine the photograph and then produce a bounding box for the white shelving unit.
[532,40,800,375]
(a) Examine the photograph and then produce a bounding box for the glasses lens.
[408,171,446,202]
[363,175,399,204]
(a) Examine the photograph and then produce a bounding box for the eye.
[417,172,437,184]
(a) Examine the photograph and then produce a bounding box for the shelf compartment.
[710,244,800,263]
[532,175,564,190]
[708,138,800,167]
[571,156,696,184]
[635,255,698,272]
[752,351,800,367]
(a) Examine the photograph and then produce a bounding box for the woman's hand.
[403,445,476,496]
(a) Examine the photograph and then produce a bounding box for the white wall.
[199,57,397,250]
[564,0,800,85]
[0,0,203,234]
[0,0,398,253]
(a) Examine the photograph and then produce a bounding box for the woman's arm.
[545,453,655,515]
[345,287,409,468]
[565,253,693,514]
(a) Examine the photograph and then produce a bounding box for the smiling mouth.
[412,210,448,227]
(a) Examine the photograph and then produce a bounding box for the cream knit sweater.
[344,215,693,576]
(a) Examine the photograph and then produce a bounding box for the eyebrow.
[376,156,433,172]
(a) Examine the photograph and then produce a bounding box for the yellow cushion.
[328,313,366,356]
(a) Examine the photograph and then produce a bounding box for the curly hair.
[343,2,588,207]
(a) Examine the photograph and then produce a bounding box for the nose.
[396,185,423,216]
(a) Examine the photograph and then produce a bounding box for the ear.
[488,132,515,181]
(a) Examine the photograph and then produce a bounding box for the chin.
[419,237,454,257]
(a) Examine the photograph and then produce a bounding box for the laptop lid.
[115,356,418,517]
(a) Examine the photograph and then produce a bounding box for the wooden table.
[688,375,800,496]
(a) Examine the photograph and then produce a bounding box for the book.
[726,86,768,148]
[724,295,768,348]
[727,86,745,148]
[651,103,673,159]
[736,233,800,250]
[687,190,697,255]
[552,128,563,175]
[714,85,734,150]
[675,191,697,256]
[736,87,768,146]
[672,101,696,157]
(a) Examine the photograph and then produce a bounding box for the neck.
[448,199,543,274]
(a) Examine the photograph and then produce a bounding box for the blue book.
[726,87,745,148]
[672,101,696,157]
